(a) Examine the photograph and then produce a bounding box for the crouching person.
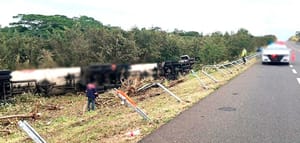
[86,82,98,111]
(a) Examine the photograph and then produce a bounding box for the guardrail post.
[136,83,155,92]
[191,70,209,89]
[214,65,229,77]
[220,64,233,74]
[115,89,151,121]
[134,107,150,121]
[199,53,257,84]
[232,61,243,70]
[229,62,240,71]
[201,70,219,83]
[155,83,182,102]
[237,59,245,66]
[18,120,47,143]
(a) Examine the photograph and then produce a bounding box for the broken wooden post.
[0,113,41,120]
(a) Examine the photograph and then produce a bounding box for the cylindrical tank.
[10,67,81,86]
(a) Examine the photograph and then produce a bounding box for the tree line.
[0,14,276,70]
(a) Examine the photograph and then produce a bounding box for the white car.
[261,43,291,64]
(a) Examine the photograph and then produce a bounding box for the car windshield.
[266,44,288,50]
[267,47,287,50]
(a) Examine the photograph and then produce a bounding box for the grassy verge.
[0,59,256,143]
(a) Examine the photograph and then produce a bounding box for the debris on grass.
[0,58,257,143]
[0,111,41,121]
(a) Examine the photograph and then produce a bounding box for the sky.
[0,0,299,40]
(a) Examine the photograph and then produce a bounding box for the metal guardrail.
[156,83,182,102]
[191,70,209,89]
[114,89,151,121]
[137,82,182,102]
[114,82,182,121]
[192,53,260,88]
[18,120,47,143]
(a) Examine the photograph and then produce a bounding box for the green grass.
[0,59,256,143]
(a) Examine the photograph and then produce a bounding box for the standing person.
[86,82,98,111]
[241,48,247,64]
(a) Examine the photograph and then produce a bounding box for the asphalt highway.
[140,42,300,143]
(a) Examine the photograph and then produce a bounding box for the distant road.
[140,41,300,143]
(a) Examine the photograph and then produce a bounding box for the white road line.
[292,69,297,74]
[297,78,300,85]
[290,65,293,68]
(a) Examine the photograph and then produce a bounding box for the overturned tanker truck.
[0,55,196,103]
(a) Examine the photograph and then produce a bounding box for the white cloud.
[0,0,299,40]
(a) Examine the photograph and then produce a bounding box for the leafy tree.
[0,14,276,70]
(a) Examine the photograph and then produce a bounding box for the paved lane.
[140,41,300,143]
[287,42,300,84]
